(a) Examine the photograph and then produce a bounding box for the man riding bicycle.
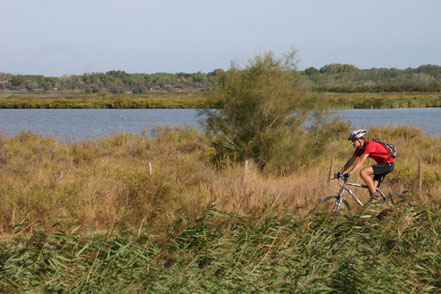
[335,129,395,202]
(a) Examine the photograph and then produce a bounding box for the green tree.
[201,50,308,170]
[417,64,441,78]
[304,66,320,76]
[8,75,27,90]
[319,63,358,74]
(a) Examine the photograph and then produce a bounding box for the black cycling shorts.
[372,162,394,182]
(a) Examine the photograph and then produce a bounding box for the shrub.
[201,50,312,170]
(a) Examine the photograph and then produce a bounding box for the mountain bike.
[315,175,397,214]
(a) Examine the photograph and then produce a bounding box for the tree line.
[0,70,221,94]
[303,64,441,92]
[1,64,441,94]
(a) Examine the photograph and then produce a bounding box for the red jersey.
[353,139,394,164]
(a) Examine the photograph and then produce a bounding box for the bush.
[201,50,313,170]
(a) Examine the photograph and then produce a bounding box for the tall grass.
[323,92,441,108]
[0,92,440,109]
[0,93,214,109]
[0,126,440,292]
[0,125,440,233]
[1,201,440,292]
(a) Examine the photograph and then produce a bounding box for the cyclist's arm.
[339,155,357,173]
[348,153,369,175]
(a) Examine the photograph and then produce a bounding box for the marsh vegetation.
[1,52,440,292]
[0,125,440,292]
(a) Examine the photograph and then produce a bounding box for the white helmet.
[348,129,366,141]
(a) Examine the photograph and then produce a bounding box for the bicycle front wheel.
[314,194,351,214]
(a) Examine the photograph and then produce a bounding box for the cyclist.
[335,129,394,202]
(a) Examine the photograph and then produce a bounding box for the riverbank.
[0,125,440,292]
[0,92,440,109]
[0,92,214,109]
[323,92,441,108]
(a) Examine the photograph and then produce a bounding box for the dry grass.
[0,125,439,236]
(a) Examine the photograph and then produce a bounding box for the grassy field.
[0,92,440,109]
[323,92,441,109]
[0,92,215,109]
[0,125,440,292]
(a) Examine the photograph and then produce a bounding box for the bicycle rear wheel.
[314,194,351,214]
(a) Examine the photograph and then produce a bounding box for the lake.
[0,108,440,141]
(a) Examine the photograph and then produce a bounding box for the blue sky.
[2,0,441,76]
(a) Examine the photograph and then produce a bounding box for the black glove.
[343,173,350,179]
[334,172,343,179]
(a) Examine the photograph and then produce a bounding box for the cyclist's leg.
[374,174,387,188]
[372,163,394,190]
[373,174,384,190]
[360,166,376,195]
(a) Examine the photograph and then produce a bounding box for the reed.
[0,125,440,292]
[323,92,441,108]
[0,92,440,109]
[0,93,214,109]
[1,198,439,292]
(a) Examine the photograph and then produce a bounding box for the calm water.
[0,108,440,141]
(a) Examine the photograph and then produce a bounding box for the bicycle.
[315,174,396,214]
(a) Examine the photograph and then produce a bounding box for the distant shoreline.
[0,92,440,109]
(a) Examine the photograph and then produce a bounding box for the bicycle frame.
[337,178,388,207]
[316,176,394,214]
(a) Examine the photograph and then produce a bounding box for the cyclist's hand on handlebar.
[343,173,350,179]
[334,171,343,179]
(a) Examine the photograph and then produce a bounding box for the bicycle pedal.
[368,195,380,203]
